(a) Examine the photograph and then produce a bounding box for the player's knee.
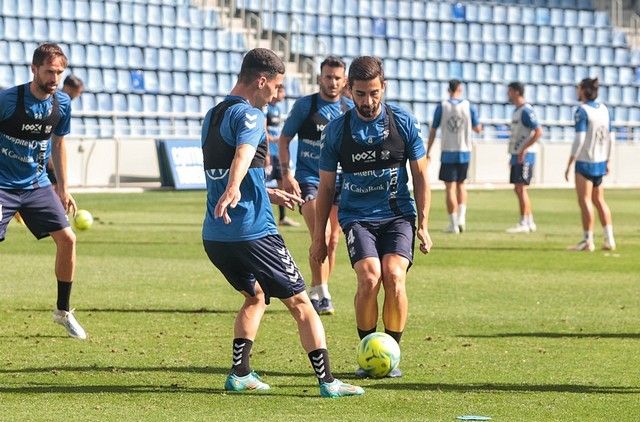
[357,273,381,293]
[327,235,339,255]
[382,267,406,289]
[54,229,76,250]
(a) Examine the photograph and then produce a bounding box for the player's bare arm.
[215,143,256,224]
[410,156,432,254]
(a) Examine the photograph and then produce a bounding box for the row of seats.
[70,116,204,138]
[296,35,635,68]
[1,0,214,27]
[0,18,245,51]
[269,13,626,47]
[2,41,247,73]
[242,0,604,27]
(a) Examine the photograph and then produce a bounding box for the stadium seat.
[97,93,113,112]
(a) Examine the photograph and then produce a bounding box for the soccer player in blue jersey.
[201,48,363,398]
[278,56,354,315]
[505,82,543,234]
[0,43,86,339]
[564,77,616,252]
[264,85,299,227]
[426,79,482,233]
[311,56,432,378]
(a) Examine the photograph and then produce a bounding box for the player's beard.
[35,78,58,95]
[320,84,340,101]
[356,102,380,119]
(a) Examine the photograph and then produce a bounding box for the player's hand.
[564,166,571,182]
[606,162,610,175]
[310,237,328,264]
[417,227,432,254]
[55,185,77,216]
[267,188,304,210]
[215,187,241,224]
[517,151,525,164]
[282,173,302,198]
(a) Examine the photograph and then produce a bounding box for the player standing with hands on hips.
[311,56,432,378]
[0,43,86,339]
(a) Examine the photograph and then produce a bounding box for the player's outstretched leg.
[282,292,364,398]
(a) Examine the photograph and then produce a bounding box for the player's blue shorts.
[576,170,603,187]
[203,234,306,304]
[342,216,416,268]
[300,181,341,212]
[439,162,469,183]
[510,162,534,185]
[0,186,69,241]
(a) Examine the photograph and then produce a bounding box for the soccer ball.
[357,332,401,378]
[73,209,93,231]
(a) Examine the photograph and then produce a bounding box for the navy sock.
[56,280,72,311]
[308,348,334,384]
[357,326,377,340]
[231,338,253,376]
[278,206,285,221]
[385,329,403,344]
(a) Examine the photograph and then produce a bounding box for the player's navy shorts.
[299,181,341,212]
[0,186,69,241]
[343,216,416,268]
[203,234,306,304]
[439,162,469,183]
[268,155,282,181]
[576,169,604,187]
[510,162,534,185]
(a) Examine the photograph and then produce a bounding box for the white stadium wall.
[65,137,640,189]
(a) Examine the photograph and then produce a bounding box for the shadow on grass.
[0,382,311,397]
[365,382,640,394]
[435,245,563,252]
[0,365,315,379]
[459,332,640,339]
[11,307,288,315]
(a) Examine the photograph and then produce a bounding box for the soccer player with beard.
[0,43,86,339]
[311,56,433,378]
[278,56,353,315]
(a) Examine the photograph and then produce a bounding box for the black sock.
[308,348,334,384]
[56,280,72,311]
[231,338,253,376]
[278,206,285,221]
[357,326,377,340]
[385,329,403,344]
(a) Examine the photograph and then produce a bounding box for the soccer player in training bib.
[0,43,86,339]
[201,48,363,398]
[564,77,616,252]
[505,82,543,234]
[278,56,354,315]
[311,56,433,378]
[426,79,482,233]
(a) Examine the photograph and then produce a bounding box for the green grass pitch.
[1,189,639,421]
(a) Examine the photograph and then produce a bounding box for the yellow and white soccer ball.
[357,332,401,378]
[73,209,93,231]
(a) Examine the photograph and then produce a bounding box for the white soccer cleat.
[506,223,532,234]
[568,240,595,252]
[603,239,616,251]
[528,222,537,233]
[458,222,466,233]
[443,224,460,234]
[53,309,87,340]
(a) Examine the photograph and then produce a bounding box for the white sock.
[449,213,458,227]
[519,215,526,225]
[458,204,467,223]
[584,230,594,242]
[525,214,535,225]
[603,225,615,243]
[319,283,331,300]
[309,286,320,301]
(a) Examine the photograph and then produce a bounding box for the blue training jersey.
[281,94,353,185]
[265,102,283,156]
[320,103,426,227]
[0,85,71,189]
[201,96,277,242]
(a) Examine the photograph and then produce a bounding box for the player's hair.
[508,82,525,96]
[64,74,84,89]
[32,43,68,67]
[320,56,346,73]
[238,48,285,84]
[579,77,599,101]
[348,56,384,88]
[448,79,462,93]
